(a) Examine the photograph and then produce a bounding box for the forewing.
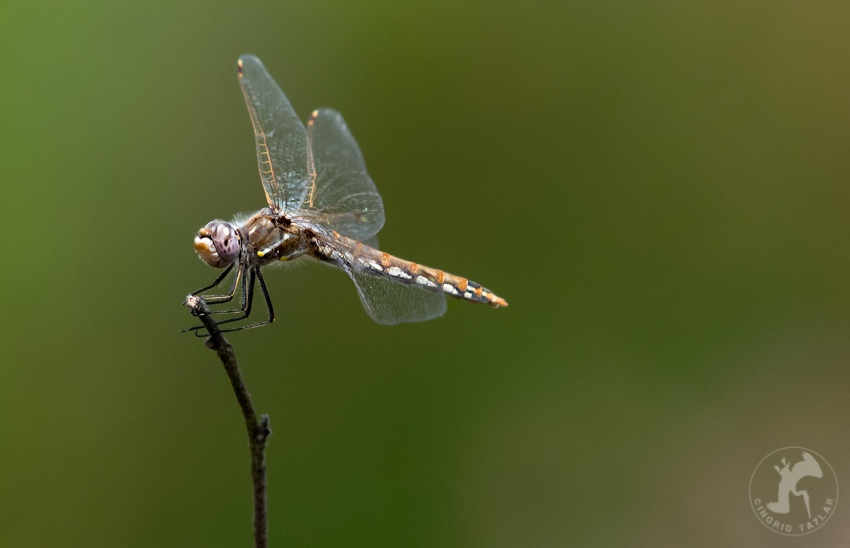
[237,55,308,210]
[340,262,446,325]
[301,108,385,240]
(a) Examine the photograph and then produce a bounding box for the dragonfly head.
[194,221,241,268]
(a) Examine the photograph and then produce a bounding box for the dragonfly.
[186,55,507,332]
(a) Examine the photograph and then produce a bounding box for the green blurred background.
[2,1,849,546]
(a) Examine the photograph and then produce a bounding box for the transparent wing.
[340,262,446,325]
[237,54,308,211]
[300,108,385,240]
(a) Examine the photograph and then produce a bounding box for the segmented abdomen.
[315,233,508,307]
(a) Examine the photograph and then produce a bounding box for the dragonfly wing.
[237,55,308,211]
[340,262,446,325]
[300,108,385,240]
[361,235,379,248]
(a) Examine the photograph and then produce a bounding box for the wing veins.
[240,84,281,207]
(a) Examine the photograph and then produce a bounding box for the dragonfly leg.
[182,266,250,332]
[258,270,275,323]
[212,269,275,333]
[191,263,234,295]
[184,267,276,334]
[210,269,256,326]
[189,263,244,309]
[203,263,250,314]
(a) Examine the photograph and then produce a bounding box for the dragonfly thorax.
[194,220,241,268]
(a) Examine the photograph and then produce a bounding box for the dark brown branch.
[184,295,271,548]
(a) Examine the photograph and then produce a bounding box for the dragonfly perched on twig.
[186,55,507,333]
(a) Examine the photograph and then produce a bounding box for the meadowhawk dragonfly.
[186,55,507,332]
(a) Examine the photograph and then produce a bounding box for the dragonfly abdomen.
[352,244,508,308]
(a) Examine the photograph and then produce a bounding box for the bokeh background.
[2,1,850,546]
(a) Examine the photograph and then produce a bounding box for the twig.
[184,295,271,548]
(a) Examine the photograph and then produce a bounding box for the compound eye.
[212,223,240,264]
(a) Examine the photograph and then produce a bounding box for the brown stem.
[184,295,270,548]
